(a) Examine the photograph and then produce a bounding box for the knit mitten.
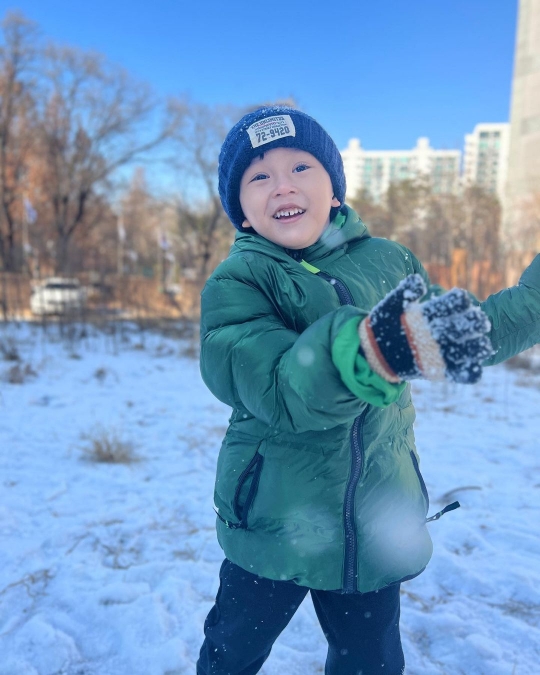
[359,274,494,384]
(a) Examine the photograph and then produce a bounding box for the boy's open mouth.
[273,207,306,220]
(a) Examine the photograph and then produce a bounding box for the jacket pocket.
[409,450,429,512]
[232,451,264,528]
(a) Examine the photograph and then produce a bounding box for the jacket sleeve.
[200,273,378,434]
[480,254,540,365]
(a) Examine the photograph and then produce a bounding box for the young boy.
[197,106,540,675]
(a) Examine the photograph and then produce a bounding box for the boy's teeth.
[274,208,305,219]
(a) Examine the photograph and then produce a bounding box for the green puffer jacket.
[200,205,540,592]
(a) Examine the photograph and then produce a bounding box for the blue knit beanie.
[218,106,346,230]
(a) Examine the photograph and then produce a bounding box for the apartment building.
[341,137,461,202]
[463,123,510,202]
[504,0,540,243]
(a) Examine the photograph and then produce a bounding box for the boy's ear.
[241,219,252,229]
[331,196,341,207]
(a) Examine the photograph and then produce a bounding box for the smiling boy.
[239,147,340,249]
[196,106,540,675]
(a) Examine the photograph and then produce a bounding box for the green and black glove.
[359,274,495,384]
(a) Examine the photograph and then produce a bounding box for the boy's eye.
[293,164,309,173]
[250,173,268,182]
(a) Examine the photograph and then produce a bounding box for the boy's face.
[239,147,341,250]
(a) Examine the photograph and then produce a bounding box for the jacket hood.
[231,204,370,266]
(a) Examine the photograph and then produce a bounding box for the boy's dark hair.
[218,106,347,231]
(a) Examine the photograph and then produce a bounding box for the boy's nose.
[272,178,298,197]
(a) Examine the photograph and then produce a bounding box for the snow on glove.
[359,274,495,384]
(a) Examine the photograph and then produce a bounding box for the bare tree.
[456,185,501,264]
[119,167,158,275]
[167,99,242,282]
[514,190,540,253]
[35,44,176,273]
[385,178,431,258]
[0,12,38,271]
[349,188,393,239]
[352,179,501,276]
[422,193,461,265]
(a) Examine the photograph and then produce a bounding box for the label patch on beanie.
[246,115,296,148]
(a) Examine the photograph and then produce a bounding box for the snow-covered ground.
[0,321,539,675]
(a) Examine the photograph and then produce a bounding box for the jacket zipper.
[343,408,368,592]
[214,449,264,530]
[312,263,460,587]
[317,271,356,306]
[409,450,429,512]
[316,269,363,593]
[233,451,262,520]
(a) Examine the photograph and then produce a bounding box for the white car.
[30,277,87,316]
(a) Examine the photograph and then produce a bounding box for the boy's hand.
[359,274,495,384]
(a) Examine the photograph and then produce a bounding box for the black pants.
[197,559,404,675]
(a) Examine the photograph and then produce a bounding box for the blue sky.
[5,0,518,152]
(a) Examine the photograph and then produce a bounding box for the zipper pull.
[426,501,460,523]
[213,507,241,529]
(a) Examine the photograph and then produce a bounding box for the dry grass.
[93,366,119,383]
[0,568,54,600]
[0,337,20,362]
[94,367,108,382]
[507,350,540,389]
[153,341,176,358]
[80,428,139,464]
[514,375,540,390]
[506,352,540,373]
[3,362,37,384]
[179,340,199,360]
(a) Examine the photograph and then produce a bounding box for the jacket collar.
[232,205,370,266]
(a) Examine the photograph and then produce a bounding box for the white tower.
[504,0,540,247]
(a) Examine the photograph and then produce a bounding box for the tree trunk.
[55,232,71,274]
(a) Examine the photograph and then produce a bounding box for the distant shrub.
[80,428,139,464]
